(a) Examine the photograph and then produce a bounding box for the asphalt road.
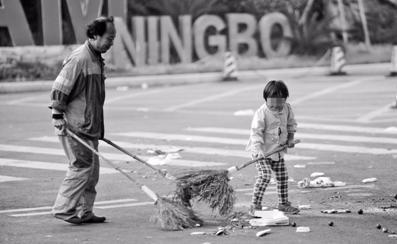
[0,69,397,243]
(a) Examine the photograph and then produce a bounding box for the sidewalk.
[0,63,391,94]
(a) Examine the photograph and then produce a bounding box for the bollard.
[329,45,347,76]
[222,52,238,81]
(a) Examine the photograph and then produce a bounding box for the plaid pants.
[252,157,289,206]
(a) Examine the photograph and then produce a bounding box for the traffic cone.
[223,52,238,81]
[389,45,397,77]
[329,45,347,76]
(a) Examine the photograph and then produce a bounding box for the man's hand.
[52,114,66,136]
[287,140,295,148]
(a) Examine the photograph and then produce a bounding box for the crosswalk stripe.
[30,136,315,161]
[0,175,28,183]
[186,127,397,144]
[0,198,138,214]
[0,144,226,168]
[0,158,117,174]
[163,84,262,112]
[113,131,397,155]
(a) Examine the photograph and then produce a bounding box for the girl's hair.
[263,80,289,100]
[86,16,114,38]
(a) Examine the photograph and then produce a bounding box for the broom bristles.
[175,169,236,216]
[151,197,203,231]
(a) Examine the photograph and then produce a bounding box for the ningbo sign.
[0,0,293,67]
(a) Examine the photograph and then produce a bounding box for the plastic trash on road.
[256,228,271,237]
[296,226,310,232]
[298,176,346,188]
[249,210,289,226]
[362,177,377,183]
[321,209,351,214]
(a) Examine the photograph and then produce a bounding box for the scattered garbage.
[294,164,306,168]
[291,222,296,227]
[298,204,311,210]
[147,153,182,165]
[382,228,389,233]
[376,224,382,229]
[389,234,397,238]
[215,227,227,236]
[328,221,334,226]
[298,176,346,188]
[362,177,377,183]
[190,232,207,236]
[233,109,254,116]
[321,209,351,214]
[310,172,324,178]
[256,228,271,237]
[357,209,364,215]
[249,210,289,226]
[296,226,310,233]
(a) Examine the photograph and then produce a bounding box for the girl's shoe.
[249,204,263,216]
[278,202,299,214]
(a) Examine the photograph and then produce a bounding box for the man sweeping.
[49,16,116,224]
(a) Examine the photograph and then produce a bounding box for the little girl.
[246,80,299,214]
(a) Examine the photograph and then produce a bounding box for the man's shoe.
[63,216,83,225]
[82,215,106,223]
[278,202,300,214]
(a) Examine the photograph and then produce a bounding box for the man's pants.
[52,135,99,220]
[252,158,288,207]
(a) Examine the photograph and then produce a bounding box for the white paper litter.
[298,204,311,210]
[294,164,306,168]
[256,229,271,237]
[296,227,310,232]
[362,177,377,183]
[249,210,289,226]
[310,172,324,178]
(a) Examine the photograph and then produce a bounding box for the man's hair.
[86,16,114,38]
[263,80,289,100]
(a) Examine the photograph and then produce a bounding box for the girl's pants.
[252,158,288,207]
[52,135,99,220]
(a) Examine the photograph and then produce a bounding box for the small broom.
[66,129,202,230]
[175,140,300,216]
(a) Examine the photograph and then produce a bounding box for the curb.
[0,63,390,94]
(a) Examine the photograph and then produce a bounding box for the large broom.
[175,140,300,216]
[101,138,228,210]
[66,129,203,230]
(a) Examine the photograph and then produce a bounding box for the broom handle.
[101,138,176,181]
[229,139,301,172]
[66,129,159,202]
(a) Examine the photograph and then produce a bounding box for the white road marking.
[290,79,365,105]
[95,201,153,209]
[114,131,397,155]
[187,123,397,135]
[163,84,262,111]
[235,184,375,193]
[105,89,162,104]
[187,127,397,144]
[0,158,117,174]
[0,144,226,168]
[7,202,154,217]
[6,95,46,105]
[30,136,315,161]
[356,102,395,123]
[0,175,28,183]
[0,198,138,214]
